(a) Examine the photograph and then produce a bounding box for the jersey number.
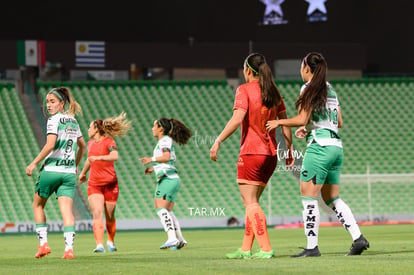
[56,139,75,166]
[328,108,339,125]
[65,139,74,153]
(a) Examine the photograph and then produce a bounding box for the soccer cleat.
[225,248,251,259]
[177,240,187,249]
[62,249,74,259]
[291,246,321,258]
[160,239,179,249]
[93,244,105,253]
[346,235,370,256]
[170,240,187,251]
[107,241,117,252]
[170,240,187,250]
[251,249,275,259]
[35,242,51,258]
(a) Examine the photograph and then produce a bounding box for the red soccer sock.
[241,215,255,252]
[246,202,272,252]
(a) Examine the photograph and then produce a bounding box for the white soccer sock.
[329,198,361,240]
[169,210,185,242]
[64,231,75,251]
[301,197,320,249]
[157,208,177,241]
[36,226,48,245]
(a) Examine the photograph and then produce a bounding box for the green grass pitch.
[0,224,413,274]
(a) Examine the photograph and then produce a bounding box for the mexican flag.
[17,40,46,67]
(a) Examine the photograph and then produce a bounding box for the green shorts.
[155,177,181,203]
[300,142,343,185]
[35,171,77,199]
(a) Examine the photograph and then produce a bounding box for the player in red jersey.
[210,53,294,259]
[79,112,131,253]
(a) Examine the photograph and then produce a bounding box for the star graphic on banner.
[305,0,327,15]
[261,0,285,17]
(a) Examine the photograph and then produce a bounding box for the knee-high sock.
[246,202,272,252]
[327,197,361,240]
[93,220,104,246]
[241,215,255,252]
[157,208,176,241]
[169,211,185,242]
[63,225,76,251]
[36,223,48,245]
[106,220,116,243]
[301,196,320,249]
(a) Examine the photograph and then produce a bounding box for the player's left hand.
[144,167,154,174]
[88,156,99,162]
[79,172,87,184]
[140,157,152,165]
[285,144,295,168]
[295,126,307,138]
[266,120,280,132]
[209,142,220,162]
[26,163,35,176]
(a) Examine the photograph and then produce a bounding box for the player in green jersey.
[266,52,369,257]
[26,87,86,259]
[140,118,192,250]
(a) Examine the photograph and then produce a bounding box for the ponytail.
[158,118,192,145]
[295,52,328,114]
[46,87,82,117]
[245,53,282,109]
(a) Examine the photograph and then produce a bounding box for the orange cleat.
[35,243,51,258]
[62,249,74,259]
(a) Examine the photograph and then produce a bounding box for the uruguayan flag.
[75,41,105,67]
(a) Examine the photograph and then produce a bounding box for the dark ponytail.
[158,118,192,145]
[295,52,328,114]
[245,53,282,108]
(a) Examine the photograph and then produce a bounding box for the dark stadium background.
[0,0,412,75]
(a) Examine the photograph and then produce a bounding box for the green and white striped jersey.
[301,82,342,148]
[152,135,179,182]
[43,113,83,173]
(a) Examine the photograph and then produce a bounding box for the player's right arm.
[337,105,343,128]
[79,159,91,184]
[26,134,56,176]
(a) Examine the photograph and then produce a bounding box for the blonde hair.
[47,87,82,116]
[95,112,131,138]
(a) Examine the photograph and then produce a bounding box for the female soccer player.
[266,52,369,257]
[140,118,192,250]
[79,112,131,253]
[26,87,86,259]
[210,52,294,259]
